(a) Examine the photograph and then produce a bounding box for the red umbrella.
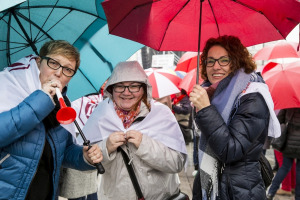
[175,52,199,73]
[254,41,300,61]
[102,0,300,84]
[178,68,203,94]
[262,61,300,110]
[145,68,181,98]
[102,0,300,52]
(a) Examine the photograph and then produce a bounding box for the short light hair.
[39,40,80,71]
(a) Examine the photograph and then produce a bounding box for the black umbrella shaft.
[11,9,39,55]
[196,0,204,84]
[74,120,105,174]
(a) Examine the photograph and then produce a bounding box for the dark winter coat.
[278,108,300,159]
[195,92,269,200]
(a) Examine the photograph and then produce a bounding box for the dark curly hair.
[200,35,256,81]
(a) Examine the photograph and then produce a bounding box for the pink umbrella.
[145,68,181,98]
[254,41,300,60]
[262,61,300,110]
[175,52,199,72]
[178,68,203,94]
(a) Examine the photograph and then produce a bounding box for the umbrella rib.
[32,0,60,43]
[77,68,99,92]
[159,0,189,50]
[26,0,33,45]
[87,41,114,72]
[11,9,39,55]
[233,0,286,38]
[15,11,54,41]
[17,5,105,20]
[207,0,220,36]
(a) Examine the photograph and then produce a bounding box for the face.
[37,54,76,88]
[112,81,144,111]
[206,45,232,84]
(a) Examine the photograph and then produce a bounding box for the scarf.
[82,98,187,154]
[114,101,141,129]
[198,69,280,200]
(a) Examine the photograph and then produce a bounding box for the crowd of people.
[1,35,299,200]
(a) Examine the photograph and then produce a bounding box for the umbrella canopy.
[0,0,106,69]
[145,68,181,98]
[175,52,198,72]
[262,61,300,110]
[178,68,203,94]
[254,41,300,61]
[68,23,143,101]
[102,0,300,52]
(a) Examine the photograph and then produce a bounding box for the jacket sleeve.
[135,134,186,173]
[0,90,54,148]
[62,135,95,170]
[195,92,269,163]
[172,98,192,115]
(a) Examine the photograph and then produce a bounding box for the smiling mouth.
[212,74,224,77]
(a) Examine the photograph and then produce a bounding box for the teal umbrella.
[0,0,106,68]
[68,23,143,101]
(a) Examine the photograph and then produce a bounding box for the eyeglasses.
[205,56,231,67]
[113,84,143,93]
[41,56,76,77]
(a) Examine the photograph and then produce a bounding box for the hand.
[126,130,143,148]
[106,131,127,154]
[189,85,211,111]
[41,79,62,98]
[83,144,103,165]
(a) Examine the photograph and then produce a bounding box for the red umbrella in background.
[254,41,300,61]
[262,61,300,110]
[145,68,181,98]
[102,0,300,84]
[178,68,203,94]
[175,52,198,73]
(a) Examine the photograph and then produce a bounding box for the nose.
[212,61,221,70]
[54,67,63,77]
[122,86,131,95]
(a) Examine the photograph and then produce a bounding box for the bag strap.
[117,147,145,200]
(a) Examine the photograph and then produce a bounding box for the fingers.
[84,144,103,164]
[42,79,62,97]
[126,130,142,148]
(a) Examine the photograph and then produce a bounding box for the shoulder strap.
[117,147,145,200]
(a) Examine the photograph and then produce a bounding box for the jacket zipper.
[48,133,57,181]
[0,153,10,164]
[25,136,46,199]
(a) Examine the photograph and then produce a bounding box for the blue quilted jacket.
[0,90,95,200]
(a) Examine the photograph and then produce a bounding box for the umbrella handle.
[74,120,105,174]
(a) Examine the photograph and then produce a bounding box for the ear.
[35,57,41,68]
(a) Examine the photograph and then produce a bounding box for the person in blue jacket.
[0,40,103,200]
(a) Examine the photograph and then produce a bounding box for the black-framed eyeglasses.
[113,84,143,93]
[41,56,76,77]
[205,56,231,67]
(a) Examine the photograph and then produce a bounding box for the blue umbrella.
[0,0,106,68]
[67,22,143,101]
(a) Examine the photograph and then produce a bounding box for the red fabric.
[175,52,199,72]
[261,61,300,110]
[102,0,300,52]
[274,150,296,191]
[254,41,300,61]
[173,94,186,105]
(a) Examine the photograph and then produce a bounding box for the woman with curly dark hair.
[190,35,280,200]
